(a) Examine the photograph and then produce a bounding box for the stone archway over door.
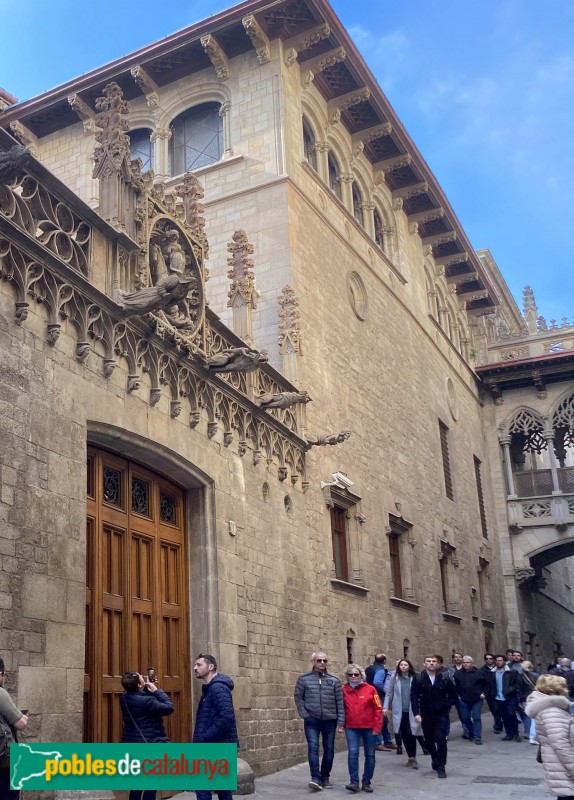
[85,447,190,742]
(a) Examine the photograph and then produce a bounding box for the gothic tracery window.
[169,102,223,175]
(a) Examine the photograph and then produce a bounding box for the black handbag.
[536,744,542,764]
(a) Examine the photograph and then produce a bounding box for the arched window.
[374,208,385,251]
[352,183,364,227]
[169,102,223,175]
[129,128,154,172]
[328,152,342,200]
[302,118,317,171]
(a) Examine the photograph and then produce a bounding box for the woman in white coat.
[526,674,574,799]
[383,659,425,769]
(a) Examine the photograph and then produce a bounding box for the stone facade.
[0,0,571,790]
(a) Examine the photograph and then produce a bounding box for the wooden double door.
[85,447,190,742]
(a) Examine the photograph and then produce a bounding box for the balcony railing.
[512,466,574,498]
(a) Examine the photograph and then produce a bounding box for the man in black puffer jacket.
[294,651,345,791]
[193,654,239,800]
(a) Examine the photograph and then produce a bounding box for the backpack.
[0,717,12,759]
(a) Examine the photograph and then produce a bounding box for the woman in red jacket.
[343,664,383,794]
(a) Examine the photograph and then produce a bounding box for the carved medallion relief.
[347,270,368,320]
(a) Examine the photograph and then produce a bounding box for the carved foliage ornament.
[278,284,302,355]
[93,82,131,178]
[227,229,256,309]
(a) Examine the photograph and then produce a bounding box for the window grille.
[169,103,223,175]
[439,420,454,500]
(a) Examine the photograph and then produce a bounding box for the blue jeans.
[458,699,483,741]
[196,792,233,800]
[304,718,337,782]
[374,714,393,746]
[345,728,376,786]
[495,697,519,737]
[517,704,531,737]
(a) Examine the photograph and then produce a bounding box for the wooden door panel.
[85,448,189,743]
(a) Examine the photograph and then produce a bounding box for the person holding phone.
[0,658,28,800]
[119,670,174,800]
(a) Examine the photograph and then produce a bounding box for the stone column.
[499,435,517,499]
[150,128,172,181]
[544,429,562,494]
[219,101,233,158]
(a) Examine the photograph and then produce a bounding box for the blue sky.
[1,0,572,323]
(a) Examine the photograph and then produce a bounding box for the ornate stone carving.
[305,430,351,448]
[205,346,268,373]
[328,86,369,125]
[118,223,202,334]
[130,65,159,98]
[92,82,131,178]
[500,347,528,361]
[8,122,38,156]
[0,144,32,183]
[200,35,230,80]
[242,15,271,64]
[173,172,209,261]
[278,285,302,355]
[68,94,95,132]
[515,567,547,592]
[0,171,92,276]
[227,229,256,309]
[523,284,538,334]
[255,391,310,410]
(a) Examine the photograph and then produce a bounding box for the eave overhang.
[0,0,498,309]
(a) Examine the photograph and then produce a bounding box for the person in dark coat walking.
[120,671,174,800]
[453,656,489,744]
[294,651,345,791]
[411,656,457,779]
[492,654,522,741]
[193,654,239,800]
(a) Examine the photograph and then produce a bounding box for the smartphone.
[147,668,157,684]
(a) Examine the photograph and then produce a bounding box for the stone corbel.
[285,21,331,57]
[486,379,503,405]
[434,252,468,267]
[532,370,547,399]
[353,123,392,156]
[408,207,445,225]
[392,181,428,202]
[130,66,161,111]
[242,15,271,64]
[200,35,230,80]
[373,153,412,178]
[68,94,96,133]
[327,87,369,126]
[409,222,419,237]
[9,121,39,156]
[301,47,346,88]
[421,230,457,247]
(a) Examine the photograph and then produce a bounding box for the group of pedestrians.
[293,648,574,794]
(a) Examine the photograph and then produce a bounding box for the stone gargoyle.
[0,145,31,183]
[117,274,197,317]
[205,346,268,373]
[255,390,311,410]
[305,430,351,448]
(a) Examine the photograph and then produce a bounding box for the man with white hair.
[294,652,345,791]
[453,656,489,744]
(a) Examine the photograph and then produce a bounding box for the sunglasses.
[347,673,360,677]
[315,658,328,663]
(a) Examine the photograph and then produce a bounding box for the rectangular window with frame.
[330,506,349,582]
[439,420,454,500]
[388,533,403,599]
[474,456,488,538]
